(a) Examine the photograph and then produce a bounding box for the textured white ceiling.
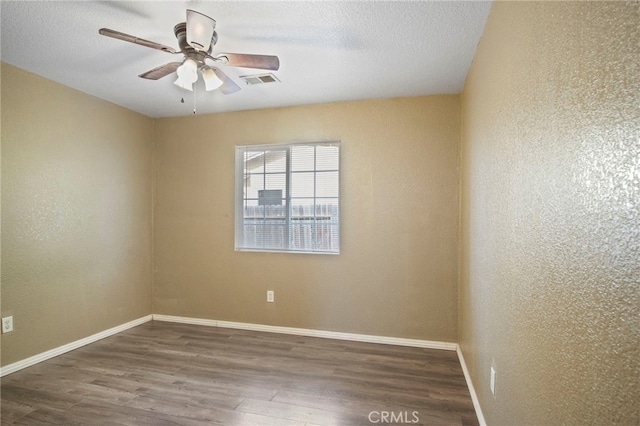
[0,1,492,118]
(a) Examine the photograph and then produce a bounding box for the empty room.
[1,1,638,425]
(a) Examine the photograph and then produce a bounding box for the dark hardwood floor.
[1,321,478,425]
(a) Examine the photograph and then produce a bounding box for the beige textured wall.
[154,96,460,341]
[1,63,154,366]
[460,2,639,425]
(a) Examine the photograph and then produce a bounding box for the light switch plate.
[490,366,496,395]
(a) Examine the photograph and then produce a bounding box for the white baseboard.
[0,315,152,377]
[152,314,458,351]
[456,345,487,426]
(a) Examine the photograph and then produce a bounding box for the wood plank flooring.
[1,321,478,425]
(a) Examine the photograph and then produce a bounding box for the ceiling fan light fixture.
[180,58,198,76]
[202,68,223,91]
[186,9,215,51]
[173,75,193,91]
[174,58,198,90]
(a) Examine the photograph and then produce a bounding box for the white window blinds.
[235,141,340,254]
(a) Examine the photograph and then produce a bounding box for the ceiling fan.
[99,9,280,95]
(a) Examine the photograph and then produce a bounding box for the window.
[235,141,340,254]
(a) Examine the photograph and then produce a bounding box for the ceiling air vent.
[240,73,280,85]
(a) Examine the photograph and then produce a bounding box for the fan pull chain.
[193,82,197,115]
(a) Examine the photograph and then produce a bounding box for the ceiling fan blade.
[212,68,241,95]
[139,62,182,80]
[99,28,178,54]
[186,9,215,51]
[218,53,280,71]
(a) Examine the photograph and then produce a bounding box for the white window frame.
[235,141,340,254]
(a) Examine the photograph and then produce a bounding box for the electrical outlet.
[267,290,275,303]
[2,316,14,334]
[490,366,496,396]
